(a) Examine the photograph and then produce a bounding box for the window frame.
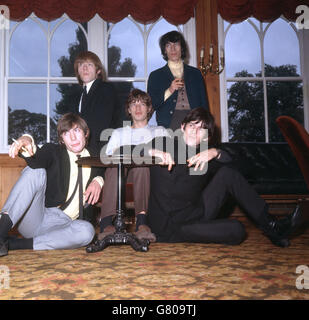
[0,13,196,153]
[218,15,309,142]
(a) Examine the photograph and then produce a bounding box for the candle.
[220,47,224,59]
[200,47,204,59]
[209,45,213,56]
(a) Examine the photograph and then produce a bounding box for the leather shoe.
[261,216,291,247]
[0,239,8,257]
[283,201,308,236]
[98,225,115,241]
[135,224,156,243]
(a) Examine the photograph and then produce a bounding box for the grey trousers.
[1,166,95,250]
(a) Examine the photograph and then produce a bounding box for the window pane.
[267,81,304,142]
[225,21,261,78]
[147,19,180,73]
[264,19,300,76]
[10,19,47,76]
[50,83,81,143]
[227,81,265,142]
[8,83,47,144]
[51,21,87,77]
[111,81,145,121]
[108,19,140,78]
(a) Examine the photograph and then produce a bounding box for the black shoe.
[0,212,13,257]
[262,203,306,247]
[0,239,8,257]
[261,216,291,248]
[282,201,308,236]
[267,234,290,248]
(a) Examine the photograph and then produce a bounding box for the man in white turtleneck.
[98,89,169,243]
[147,30,209,130]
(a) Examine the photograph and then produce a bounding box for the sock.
[100,215,113,232]
[135,213,147,231]
[0,213,13,242]
[8,236,33,250]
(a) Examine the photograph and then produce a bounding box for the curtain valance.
[218,0,309,23]
[2,0,198,25]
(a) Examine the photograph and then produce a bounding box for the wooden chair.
[276,116,309,191]
[276,115,309,216]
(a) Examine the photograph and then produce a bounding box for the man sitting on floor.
[99,89,169,242]
[0,113,104,257]
[134,107,305,247]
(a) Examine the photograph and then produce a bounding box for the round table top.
[76,155,161,168]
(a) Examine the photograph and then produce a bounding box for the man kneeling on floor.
[0,113,104,257]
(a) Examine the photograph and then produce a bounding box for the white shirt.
[104,125,170,156]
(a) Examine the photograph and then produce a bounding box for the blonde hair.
[74,51,105,85]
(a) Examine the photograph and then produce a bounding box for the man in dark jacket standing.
[74,51,122,155]
[0,113,103,257]
[147,31,208,129]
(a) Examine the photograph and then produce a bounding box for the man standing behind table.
[147,31,209,130]
[74,51,122,155]
[99,89,169,242]
[0,113,103,257]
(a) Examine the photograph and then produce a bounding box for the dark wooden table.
[76,155,159,252]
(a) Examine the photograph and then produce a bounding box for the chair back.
[276,116,309,191]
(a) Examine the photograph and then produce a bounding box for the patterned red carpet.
[0,219,308,300]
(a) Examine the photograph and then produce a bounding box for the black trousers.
[170,166,268,245]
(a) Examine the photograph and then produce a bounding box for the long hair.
[125,89,154,121]
[182,108,215,142]
[74,51,105,85]
[159,31,187,61]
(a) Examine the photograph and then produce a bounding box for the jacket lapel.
[60,146,71,199]
[81,78,100,114]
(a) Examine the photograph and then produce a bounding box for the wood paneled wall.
[0,155,26,209]
[195,0,221,129]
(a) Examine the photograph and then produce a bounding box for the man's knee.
[228,220,246,245]
[75,221,95,246]
[21,167,47,189]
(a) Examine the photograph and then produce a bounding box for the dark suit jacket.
[20,144,104,208]
[146,136,232,242]
[147,64,209,128]
[78,79,122,155]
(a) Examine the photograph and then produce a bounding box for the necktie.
[80,86,87,113]
[77,155,84,220]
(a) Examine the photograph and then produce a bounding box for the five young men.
[0,51,306,257]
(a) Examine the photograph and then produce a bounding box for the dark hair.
[57,113,89,144]
[182,108,215,140]
[125,89,154,121]
[159,31,187,61]
[74,51,105,85]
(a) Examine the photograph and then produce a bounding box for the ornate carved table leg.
[86,160,150,253]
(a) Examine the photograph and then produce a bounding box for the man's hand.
[9,136,34,158]
[84,180,102,205]
[187,148,219,171]
[169,78,184,94]
[149,149,175,171]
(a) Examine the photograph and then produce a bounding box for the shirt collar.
[67,148,90,160]
[85,79,96,93]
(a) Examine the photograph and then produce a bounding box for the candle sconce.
[200,45,225,76]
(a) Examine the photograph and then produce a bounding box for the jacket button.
[173,99,176,103]
[170,110,173,114]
